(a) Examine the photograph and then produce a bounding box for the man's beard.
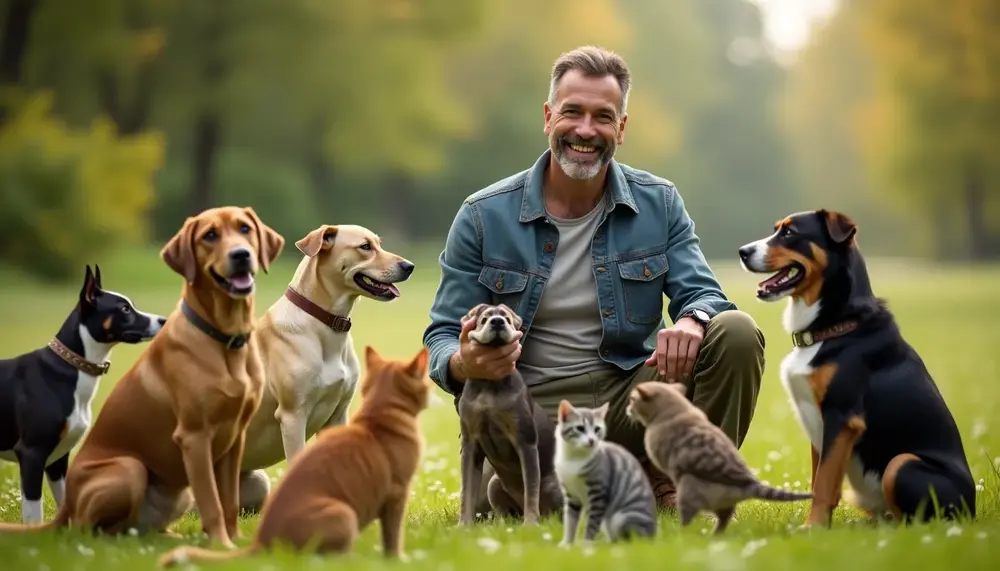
[551,133,616,180]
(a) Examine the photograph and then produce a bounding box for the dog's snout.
[229,248,251,263]
[489,316,506,330]
[398,260,415,276]
[157,316,167,326]
[738,245,754,262]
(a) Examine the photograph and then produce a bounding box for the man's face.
[544,69,628,181]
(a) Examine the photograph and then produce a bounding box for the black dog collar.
[791,320,858,348]
[181,300,250,350]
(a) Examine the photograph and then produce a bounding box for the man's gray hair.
[547,45,631,115]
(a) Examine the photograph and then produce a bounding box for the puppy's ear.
[244,206,285,273]
[558,399,575,422]
[462,303,490,325]
[161,217,199,284]
[295,225,338,258]
[820,209,857,245]
[498,304,523,330]
[80,265,98,306]
[407,347,429,378]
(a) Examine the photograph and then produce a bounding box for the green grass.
[1,249,999,570]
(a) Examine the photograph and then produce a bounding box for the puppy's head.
[161,206,285,299]
[76,264,167,345]
[362,345,432,414]
[625,381,691,427]
[463,303,522,346]
[294,224,414,302]
[737,209,857,305]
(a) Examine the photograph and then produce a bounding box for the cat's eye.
[575,426,586,433]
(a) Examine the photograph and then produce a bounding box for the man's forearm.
[448,351,468,384]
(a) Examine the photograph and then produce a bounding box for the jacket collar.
[519,149,639,223]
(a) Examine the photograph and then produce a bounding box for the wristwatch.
[680,309,711,331]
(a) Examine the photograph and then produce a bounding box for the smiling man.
[423,46,765,512]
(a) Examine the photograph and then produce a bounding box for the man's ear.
[161,217,199,284]
[295,225,339,258]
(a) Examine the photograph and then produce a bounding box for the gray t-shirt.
[518,198,618,386]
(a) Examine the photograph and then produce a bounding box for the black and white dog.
[0,265,166,523]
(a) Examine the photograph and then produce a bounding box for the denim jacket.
[422,149,737,395]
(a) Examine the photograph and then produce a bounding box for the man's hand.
[644,317,705,381]
[450,315,523,382]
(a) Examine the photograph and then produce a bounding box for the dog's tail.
[158,544,258,568]
[0,502,70,533]
[747,482,813,502]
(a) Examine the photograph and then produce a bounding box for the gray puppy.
[457,303,563,526]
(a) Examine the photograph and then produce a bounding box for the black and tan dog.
[738,209,975,527]
[457,303,563,526]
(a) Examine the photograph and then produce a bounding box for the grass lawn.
[0,247,998,569]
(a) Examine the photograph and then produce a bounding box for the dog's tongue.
[386,284,400,297]
[758,267,790,288]
[231,273,254,290]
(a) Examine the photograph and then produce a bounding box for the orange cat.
[158,345,431,566]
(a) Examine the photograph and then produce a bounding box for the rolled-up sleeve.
[422,201,487,395]
[662,185,737,322]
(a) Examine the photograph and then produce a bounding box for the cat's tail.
[158,544,259,568]
[747,482,813,502]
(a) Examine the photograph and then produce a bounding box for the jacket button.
[603,310,612,317]
[597,266,607,272]
[495,280,503,290]
[544,243,555,253]
[643,266,651,277]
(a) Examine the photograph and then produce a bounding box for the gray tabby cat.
[553,400,658,546]
[626,381,812,534]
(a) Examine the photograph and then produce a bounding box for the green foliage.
[0,91,163,280]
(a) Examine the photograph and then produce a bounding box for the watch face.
[694,310,709,323]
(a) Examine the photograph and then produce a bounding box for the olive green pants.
[468,310,766,513]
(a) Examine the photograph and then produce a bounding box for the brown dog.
[157,345,431,566]
[0,206,284,549]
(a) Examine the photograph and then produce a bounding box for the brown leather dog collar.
[284,287,352,332]
[47,337,110,376]
[791,320,859,348]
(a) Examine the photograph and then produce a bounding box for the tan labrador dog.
[235,224,414,511]
[0,206,284,549]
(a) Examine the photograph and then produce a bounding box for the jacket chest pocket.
[478,265,530,318]
[616,253,668,324]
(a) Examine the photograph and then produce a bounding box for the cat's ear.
[558,399,575,422]
[634,383,653,400]
[594,401,610,420]
[666,382,688,397]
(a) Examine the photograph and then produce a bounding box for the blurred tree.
[781,0,918,256]
[0,92,163,280]
[0,0,39,125]
[858,0,1000,259]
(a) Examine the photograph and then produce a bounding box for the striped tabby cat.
[553,400,657,546]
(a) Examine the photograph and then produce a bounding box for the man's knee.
[708,310,765,353]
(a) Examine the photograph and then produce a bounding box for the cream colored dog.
[235,224,415,511]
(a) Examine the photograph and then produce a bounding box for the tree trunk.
[383,169,415,243]
[962,162,1000,260]
[187,9,226,216]
[0,0,37,126]
[96,4,159,136]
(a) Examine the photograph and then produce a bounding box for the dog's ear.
[295,225,338,258]
[161,216,199,284]
[498,304,523,330]
[406,347,429,378]
[80,265,99,306]
[93,264,103,289]
[558,399,575,422]
[462,303,490,325]
[634,382,653,400]
[820,209,857,245]
[244,206,285,273]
